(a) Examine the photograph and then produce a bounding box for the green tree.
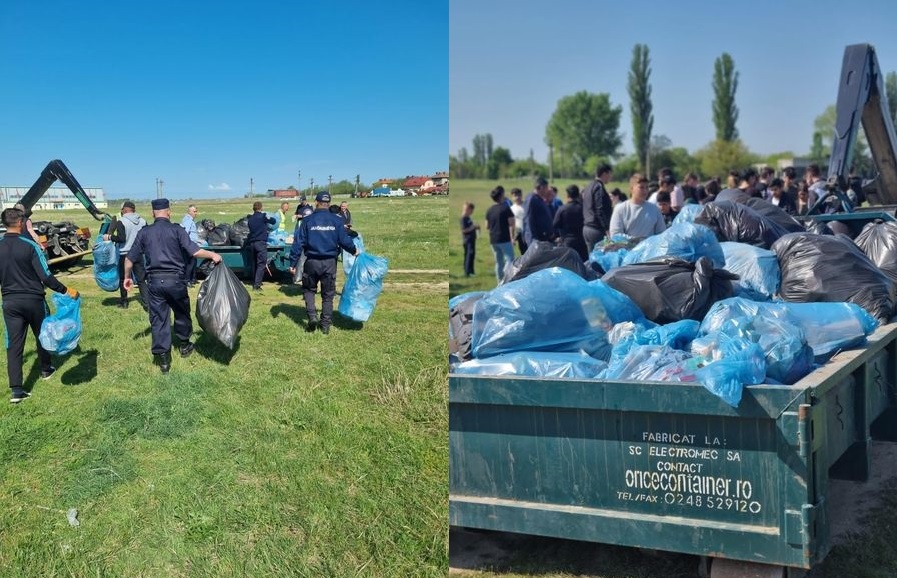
[712,53,739,142]
[809,132,827,165]
[628,44,653,174]
[694,139,757,180]
[545,91,622,177]
[886,71,897,127]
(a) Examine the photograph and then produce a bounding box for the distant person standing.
[288,192,359,334]
[276,202,290,233]
[509,188,526,255]
[547,186,563,218]
[293,195,310,222]
[338,201,352,230]
[553,184,588,260]
[581,163,613,252]
[523,177,555,246]
[0,207,79,403]
[105,200,148,308]
[460,201,479,277]
[485,188,515,282]
[179,204,199,287]
[609,174,666,238]
[246,201,276,291]
[124,199,221,374]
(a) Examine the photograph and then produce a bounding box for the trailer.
[449,323,897,577]
[449,44,897,576]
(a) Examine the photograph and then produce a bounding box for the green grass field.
[1,196,448,577]
[447,179,897,578]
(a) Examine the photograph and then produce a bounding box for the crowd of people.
[0,193,358,401]
[461,162,854,283]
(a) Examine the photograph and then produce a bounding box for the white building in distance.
[0,186,108,211]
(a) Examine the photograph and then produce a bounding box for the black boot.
[154,351,172,374]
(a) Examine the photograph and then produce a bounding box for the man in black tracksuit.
[581,163,614,252]
[123,198,222,374]
[246,201,276,291]
[288,192,359,334]
[0,208,79,403]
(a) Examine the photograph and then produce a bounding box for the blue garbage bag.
[39,293,82,355]
[338,252,388,322]
[454,351,608,379]
[693,333,766,408]
[470,268,645,359]
[673,204,703,225]
[622,222,726,269]
[720,242,780,301]
[695,314,813,385]
[343,234,365,276]
[608,319,698,367]
[92,237,119,292]
[590,248,629,273]
[601,344,700,382]
[701,297,878,362]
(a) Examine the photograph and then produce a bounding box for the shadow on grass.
[276,283,303,297]
[60,349,98,386]
[132,326,152,339]
[270,303,307,326]
[101,296,122,307]
[195,333,238,365]
[333,312,363,331]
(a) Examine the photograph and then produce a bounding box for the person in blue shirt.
[179,204,199,286]
[123,198,221,374]
[246,202,276,291]
[289,192,359,334]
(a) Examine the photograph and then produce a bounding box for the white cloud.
[208,182,231,191]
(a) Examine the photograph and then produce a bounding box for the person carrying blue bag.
[288,192,359,334]
[0,207,79,403]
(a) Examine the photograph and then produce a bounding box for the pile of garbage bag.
[452,206,890,408]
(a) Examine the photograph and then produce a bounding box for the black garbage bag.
[206,224,232,246]
[744,197,805,233]
[853,220,897,285]
[449,292,484,362]
[772,232,896,322]
[502,241,597,285]
[229,217,250,246]
[196,263,251,349]
[695,200,791,249]
[601,257,737,324]
[802,220,834,235]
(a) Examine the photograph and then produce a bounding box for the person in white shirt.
[610,173,667,238]
[509,188,526,255]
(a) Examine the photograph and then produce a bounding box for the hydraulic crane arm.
[18,159,109,222]
[827,43,897,205]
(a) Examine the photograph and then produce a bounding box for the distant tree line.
[451,45,897,182]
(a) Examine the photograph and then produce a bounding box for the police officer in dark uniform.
[246,201,276,291]
[288,192,358,334]
[122,198,222,373]
[0,207,79,403]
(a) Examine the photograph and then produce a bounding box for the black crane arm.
[827,43,897,205]
[18,159,109,222]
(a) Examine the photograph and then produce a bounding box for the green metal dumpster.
[449,323,897,577]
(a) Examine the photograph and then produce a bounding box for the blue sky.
[450,0,897,165]
[0,1,447,199]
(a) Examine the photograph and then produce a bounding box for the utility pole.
[310,177,315,193]
[250,177,254,196]
[297,169,301,191]
[354,174,360,198]
[328,175,332,194]
[155,178,159,199]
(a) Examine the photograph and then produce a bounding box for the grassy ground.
[447,179,897,577]
[1,196,448,577]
